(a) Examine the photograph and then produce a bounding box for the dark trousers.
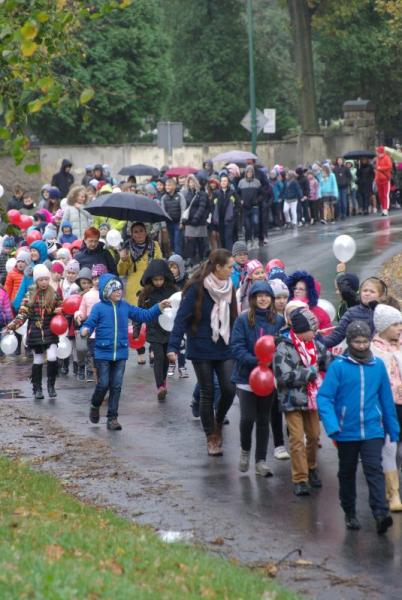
[91,359,126,419]
[185,237,206,264]
[218,223,233,251]
[309,200,323,222]
[192,359,235,436]
[272,202,283,227]
[338,187,348,218]
[297,199,310,223]
[152,342,168,388]
[238,388,273,461]
[243,207,259,241]
[337,438,387,518]
[270,392,285,447]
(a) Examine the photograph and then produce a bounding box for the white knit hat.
[269,278,289,298]
[284,299,308,323]
[33,264,51,282]
[374,304,402,334]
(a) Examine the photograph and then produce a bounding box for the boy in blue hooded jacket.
[317,321,400,534]
[81,273,170,430]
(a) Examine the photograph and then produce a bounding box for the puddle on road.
[0,388,27,400]
[157,530,194,543]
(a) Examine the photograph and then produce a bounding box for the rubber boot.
[31,364,44,400]
[385,471,402,512]
[47,361,58,398]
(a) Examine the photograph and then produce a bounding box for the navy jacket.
[76,243,117,275]
[167,282,234,361]
[231,310,284,384]
[81,273,161,361]
[323,303,374,348]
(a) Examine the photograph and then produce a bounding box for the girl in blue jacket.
[81,273,170,431]
[231,280,284,477]
[317,320,399,534]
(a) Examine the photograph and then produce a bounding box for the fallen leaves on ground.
[44,544,64,562]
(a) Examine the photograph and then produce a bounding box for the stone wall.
[0,150,42,209]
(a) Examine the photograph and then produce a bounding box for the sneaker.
[178,367,189,378]
[293,482,310,496]
[86,370,94,383]
[190,400,200,419]
[382,209,389,216]
[345,514,361,530]
[238,449,250,472]
[167,363,176,377]
[107,418,122,431]
[255,460,273,477]
[375,514,393,534]
[89,405,100,424]
[320,219,327,224]
[157,386,167,402]
[274,445,290,460]
[308,468,322,488]
[77,366,86,382]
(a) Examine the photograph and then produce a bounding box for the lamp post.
[247,0,257,154]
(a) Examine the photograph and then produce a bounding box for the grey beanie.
[269,278,289,298]
[346,320,371,344]
[374,304,402,334]
[232,241,248,256]
[77,267,93,282]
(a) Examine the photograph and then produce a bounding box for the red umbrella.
[165,166,198,177]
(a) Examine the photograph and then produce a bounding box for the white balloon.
[1,333,18,355]
[16,320,27,335]
[5,257,16,273]
[317,298,336,323]
[169,291,182,310]
[333,235,356,263]
[158,308,177,332]
[0,184,4,198]
[56,337,72,359]
[106,229,122,248]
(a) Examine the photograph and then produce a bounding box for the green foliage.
[0,456,298,599]
[0,0,133,163]
[30,1,172,144]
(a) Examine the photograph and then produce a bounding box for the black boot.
[60,357,69,375]
[73,360,78,376]
[31,364,44,400]
[47,361,58,398]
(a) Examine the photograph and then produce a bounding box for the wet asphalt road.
[3,213,402,599]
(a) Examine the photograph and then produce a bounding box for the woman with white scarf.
[167,249,237,456]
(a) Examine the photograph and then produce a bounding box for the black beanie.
[290,308,317,333]
[346,320,371,344]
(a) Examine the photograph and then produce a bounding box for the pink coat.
[75,288,100,339]
[371,335,402,405]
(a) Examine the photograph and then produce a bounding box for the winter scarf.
[289,329,321,409]
[125,237,155,271]
[203,273,233,345]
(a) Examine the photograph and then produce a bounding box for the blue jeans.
[91,359,126,419]
[338,187,348,218]
[166,222,183,255]
[243,207,259,241]
[337,438,387,517]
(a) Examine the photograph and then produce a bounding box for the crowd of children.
[2,217,402,536]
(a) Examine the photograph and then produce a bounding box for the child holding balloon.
[7,264,63,400]
[231,280,284,477]
[273,308,327,496]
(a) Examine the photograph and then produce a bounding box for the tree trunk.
[287,0,319,133]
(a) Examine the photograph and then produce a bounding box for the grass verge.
[0,455,298,599]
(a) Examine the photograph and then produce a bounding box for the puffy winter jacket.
[318,172,339,199]
[231,310,284,384]
[161,192,186,224]
[273,331,327,412]
[4,267,24,303]
[81,273,161,361]
[323,303,374,348]
[75,243,117,275]
[317,354,399,442]
[237,176,261,209]
[62,205,93,239]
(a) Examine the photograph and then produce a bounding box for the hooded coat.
[167,254,187,290]
[317,354,399,442]
[80,273,161,361]
[59,221,78,244]
[51,159,74,198]
[12,286,63,349]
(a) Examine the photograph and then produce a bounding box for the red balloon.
[249,366,275,397]
[128,323,146,349]
[62,294,82,315]
[50,314,69,336]
[254,335,275,364]
[26,230,42,244]
[62,243,72,250]
[19,214,34,230]
[7,209,21,225]
[266,258,285,274]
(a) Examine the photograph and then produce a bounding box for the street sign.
[241,108,266,134]
[263,109,276,134]
[157,122,183,150]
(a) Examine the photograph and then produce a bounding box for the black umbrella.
[118,164,160,177]
[343,150,375,160]
[85,192,171,223]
